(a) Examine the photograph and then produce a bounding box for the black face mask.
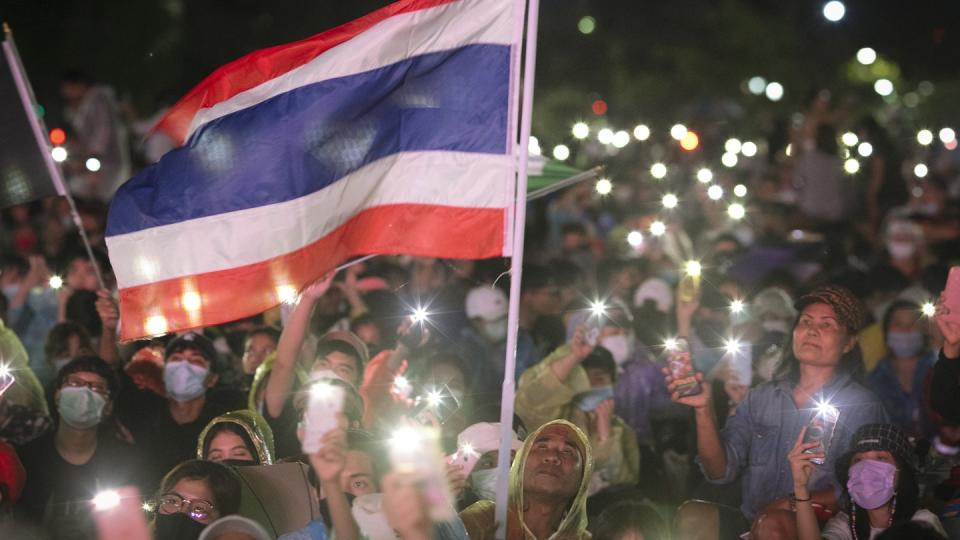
[154,512,207,540]
[219,458,258,467]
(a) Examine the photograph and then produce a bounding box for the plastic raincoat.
[515,345,639,490]
[197,409,276,465]
[459,419,593,540]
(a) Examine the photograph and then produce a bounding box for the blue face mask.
[164,360,209,402]
[573,386,614,411]
[887,331,923,359]
[57,386,106,429]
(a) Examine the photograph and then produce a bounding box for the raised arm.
[264,273,334,418]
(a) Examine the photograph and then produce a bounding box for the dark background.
[3,0,960,169]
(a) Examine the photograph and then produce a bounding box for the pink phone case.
[942,267,960,323]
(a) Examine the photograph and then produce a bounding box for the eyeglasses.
[63,376,110,397]
[157,493,216,521]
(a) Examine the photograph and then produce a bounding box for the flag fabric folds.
[0,33,65,208]
[105,0,522,340]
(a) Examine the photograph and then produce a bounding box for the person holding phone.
[789,424,945,539]
[515,327,640,494]
[669,285,888,540]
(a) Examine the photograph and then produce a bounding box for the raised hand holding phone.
[301,381,345,454]
[388,423,455,522]
[91,486,150,540]
[0,363,14,398]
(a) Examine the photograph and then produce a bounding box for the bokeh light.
[823,1,846,22]
[552,144,570,160]
[765,82,784,101]
[662,193,679,209]
[874,79,894,96]
[650,162,668,179]
[572,122,590,139]
[856,47,877,65]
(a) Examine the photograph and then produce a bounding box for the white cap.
[465,287,508,322]
[458,423,521,456]
[633,278,673,313]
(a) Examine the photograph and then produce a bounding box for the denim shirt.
[697,371,889,520]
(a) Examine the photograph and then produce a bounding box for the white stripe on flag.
[185,0,514,140]
[107,151,512,287]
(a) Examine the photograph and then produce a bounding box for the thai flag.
[105,0,522,340]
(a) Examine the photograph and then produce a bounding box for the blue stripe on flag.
[107,43,510,237]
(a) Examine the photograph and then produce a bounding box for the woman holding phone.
[789,423,945,539]
[669,285,888,540]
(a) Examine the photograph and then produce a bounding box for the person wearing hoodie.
[515,326,640,493]
[459,419,593,540]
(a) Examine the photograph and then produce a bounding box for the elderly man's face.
[522,425,583,500]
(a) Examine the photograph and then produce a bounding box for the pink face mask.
[847,459,897,509]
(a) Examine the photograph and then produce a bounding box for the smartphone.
[91,486,150,540]
[941,266,960,323]
[389,425,455,522]
[678,274,701,304]
[0,366,14,399]
[447,443,482,476]
[667,339,701,397]
[802,404,840,465]
[585,326,601,347]
[413,384,461,426]
[302,383,345,454]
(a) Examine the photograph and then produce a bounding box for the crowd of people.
[1,73,960,540]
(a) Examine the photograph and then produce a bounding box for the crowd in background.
[1,74,960,540]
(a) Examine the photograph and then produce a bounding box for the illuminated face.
[159,478,219,524]
[340,450,377,497]
[313,351,359,387]
[523,426,583,499]
[206,430,255,463]
[792,303,855,367]
[242,333,276,375]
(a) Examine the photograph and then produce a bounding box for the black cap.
[165,332,219,367]
[836,424,916,485]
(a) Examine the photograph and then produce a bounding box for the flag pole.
[494,0,540,537]
[3,23,106,290]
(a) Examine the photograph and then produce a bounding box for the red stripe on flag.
[155,0,458,144]
[116,204,505,340]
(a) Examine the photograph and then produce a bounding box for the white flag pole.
[494,0,540,537]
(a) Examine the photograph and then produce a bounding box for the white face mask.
[482,318,508,343]
[470,468,498,501]
[886,240,916,260]
[601,334,633,366]
[163,360,209,402]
